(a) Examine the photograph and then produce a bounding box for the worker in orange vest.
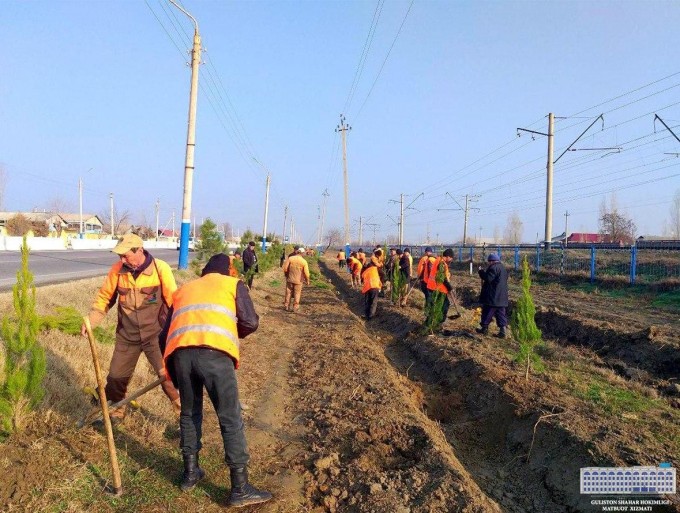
[417,246,437,307]
[361,257,386,320]
[160,254,271,507]
[425,248,455,330]
[336,249,346,268]
[348,251,363,289]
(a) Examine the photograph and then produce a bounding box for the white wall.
[0,236,66,251]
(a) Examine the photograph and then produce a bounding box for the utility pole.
[319,189,329,249]
[390,192,423,248]
[564,210,570,247]
[366,223,379,246]
[336,115,351,257]
[316,205,321,246]
[262,173,271,252]
[290,218,295,245]
[155,199,160,241]
[438,192,480,246]
[109,193,114,237]
[78,177,83,237]
[170,0,201,269]
[545,112,555,249]
[282,205,288,244]
[358,216,363,246]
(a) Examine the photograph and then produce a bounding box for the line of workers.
[336,246,455,325]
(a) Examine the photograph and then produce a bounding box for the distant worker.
[357,248,366,265]
[361,256,385,321]
[417,246,436,307]
[425,248,455,330]
[373,245,385,267]
[283,246,311,312]
[160,254,272,507]
[476,253,509,338]
[336,249,346,269]
[398,248,413,306]
[242,241,259,289]
[348,251,363,289]
[80,233,180,424]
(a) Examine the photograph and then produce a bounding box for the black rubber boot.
[180,454,205,492]
[496,327,507,339]
[228,467,273,508]
[475,325,489,335]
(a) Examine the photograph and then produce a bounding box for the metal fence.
[406,244,680,287]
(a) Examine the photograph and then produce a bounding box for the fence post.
[514,246,519,270]
[497,246,502,261]
[536,244,541,272]
[560,245,565,277]
[590,245,596,284]
[458,246,463,263]
[469,246,474,262]
[630,245,637,285]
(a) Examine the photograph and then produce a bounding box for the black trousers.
[364,288,379,319]
[420,281,431,307]
[173,347,249,468]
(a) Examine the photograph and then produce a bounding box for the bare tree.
[99,208,132,237]
[45,196,73,214]
[503,211,523,245]
[669,189,680,238]
[325,227,341,250]
[598,194,636,243]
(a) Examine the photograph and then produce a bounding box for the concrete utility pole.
[366,223,379,246]
[319,189,329,249]
[439,192,479,246]
[564,210,570,247]
[316,205,321,246]
[78,177,83,237]
[358,216,364,246]
[399,194,404,246]
[170,0,201,269]
[336,115,351,257]
[155,199,160,241]
[109,193,114,237]
[545,112,555,249]
[262,174,271,252]
[282,205,288,244]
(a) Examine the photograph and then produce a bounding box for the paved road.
[0,249,180,290]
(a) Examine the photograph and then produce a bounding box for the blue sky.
[1,0,679,246]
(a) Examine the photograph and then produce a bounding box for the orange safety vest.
[357,251,366,264]
[426,257,450,293]
[163,273,241,368]
[417,255,436,281]
[349,257,362,276]
[362,265,382,293]
[337,251,345,261]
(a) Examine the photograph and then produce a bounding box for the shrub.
[511,256,544,380]
[0,237,46,434]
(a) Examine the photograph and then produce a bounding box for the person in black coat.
[476,253,509,338]
[242,241,259,289]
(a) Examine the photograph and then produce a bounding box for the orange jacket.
[336,251,345,261]
[88,255,176,343]
[426,257,451,293]
[357,251,366,264]
[417,255,436,282]
[361,265,382,293]
[164,273,241,367]
[349,257,363,276]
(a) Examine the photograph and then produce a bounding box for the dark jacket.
[242,247,258,273]
[478,261,509,307]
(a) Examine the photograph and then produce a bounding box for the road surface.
[0,249,180,290]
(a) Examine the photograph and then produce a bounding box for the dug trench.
[453,274,680,404]
[319,258,680,513]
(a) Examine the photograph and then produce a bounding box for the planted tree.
[423,258,446,334]
[511,256,544,380]
[0,237,46,434]
[196,218,225,261]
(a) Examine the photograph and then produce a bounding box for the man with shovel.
[80,233,180,424]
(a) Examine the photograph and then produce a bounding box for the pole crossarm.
[517,127,549,137]
[554,113,604,163]
[654,114,680,145]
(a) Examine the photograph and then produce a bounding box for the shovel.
[77,377,164,428]
[83,317,123,496]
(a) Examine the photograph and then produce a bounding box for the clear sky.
[2,0,679,246]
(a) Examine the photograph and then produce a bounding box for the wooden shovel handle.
[83,317,123,496]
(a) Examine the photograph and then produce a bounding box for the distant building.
[0,212,103,236]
